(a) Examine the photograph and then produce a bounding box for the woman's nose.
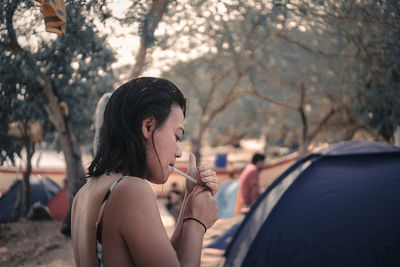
[175,143,182,158]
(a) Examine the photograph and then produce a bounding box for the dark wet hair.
[251,153,265,164]
[88,77,186,178]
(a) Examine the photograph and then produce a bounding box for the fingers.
[199,166,216,183]
[198,165,211,172]
[198,166,219,196]
[199,168,216,179]
[186,153,200,186]
[205,182,219,196]
[188,153,197,169]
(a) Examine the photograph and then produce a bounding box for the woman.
[71,77,219,267]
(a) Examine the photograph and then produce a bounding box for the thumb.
[188,153,197,170]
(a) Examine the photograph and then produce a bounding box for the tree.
[0,91,45,218]
[160,0,349,159]
[0,0,115,217]
[128,0,170,79]
[162,0,400,161]
[347,0,400,142]
[162,54,250,164]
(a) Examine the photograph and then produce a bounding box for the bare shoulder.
[115,177,155,203]
[107,177,159,225]
[71,180,92,215]
[71,185,82,210]
[105,177,177,266]
[71,183,86,218]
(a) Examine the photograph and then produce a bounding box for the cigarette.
[172,167,198,184]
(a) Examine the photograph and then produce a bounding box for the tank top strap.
[95,175,127,266]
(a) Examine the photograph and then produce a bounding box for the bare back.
[71,169,211,267]
[72,173,158,267]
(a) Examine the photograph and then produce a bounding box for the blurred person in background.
[166,182,184,223]
[237,153,265,210]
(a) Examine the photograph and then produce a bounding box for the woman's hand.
[186,153,219,196]
[183,185,219,229]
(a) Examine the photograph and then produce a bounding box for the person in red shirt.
[238,153,266,208]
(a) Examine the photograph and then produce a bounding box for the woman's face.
[145,104,184,184]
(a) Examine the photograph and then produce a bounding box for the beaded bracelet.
[183,217,207,233]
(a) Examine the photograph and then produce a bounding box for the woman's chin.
[161,174,171,184]
[148,175,169,185]
[146,168,171,184]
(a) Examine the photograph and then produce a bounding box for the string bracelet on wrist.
[183,217,207,233]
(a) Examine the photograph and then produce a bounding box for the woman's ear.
[142,117,155,139]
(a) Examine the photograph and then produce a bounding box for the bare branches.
[244,89,298,111]
[272,31,354,58]
[206,71,243,123]
[131,0,170,78]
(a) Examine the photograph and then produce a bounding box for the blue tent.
[206,220,242,250]
[0,176,60,222]
[214,179,239,219]
[224,141,400,267]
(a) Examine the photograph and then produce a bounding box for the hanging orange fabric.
[35,0,66,35]
[234,187,243,215]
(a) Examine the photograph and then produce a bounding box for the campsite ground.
[0,201,244,267]
[0,213,246,267]
[0,219,74,267]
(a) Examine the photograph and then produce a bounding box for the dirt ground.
[0,210,242,267]
[0,219,74,267]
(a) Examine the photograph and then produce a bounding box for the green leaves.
[0,0,116,162]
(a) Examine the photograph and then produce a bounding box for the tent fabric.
[318,140,400,155]
[205,219,242,250]
[224,141,400,267]
[0,176,60,222]
[47,185,68,221]
[214,180,239,219]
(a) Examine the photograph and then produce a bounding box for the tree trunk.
[191,121,207,166]
[62,134,86,204]
[298,120,309,158]
[40,76,85,237]
[12,183,24,220]
[395,126,400,147]
[299,138,310,158]
[298,84,309,158]
[131,38,147,79]
[9,47,86,207]
[38,74,85,205]
[23,143,34,214]
[31,58,84,237]
[12,128,35,220]
[131,0,170,79]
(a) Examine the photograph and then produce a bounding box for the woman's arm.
[175,185,218,265]
[118,179,181,266]
[171,154,219,252]
[117,179,215,267]
[170,191,188,252]
[178,219,205,265]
